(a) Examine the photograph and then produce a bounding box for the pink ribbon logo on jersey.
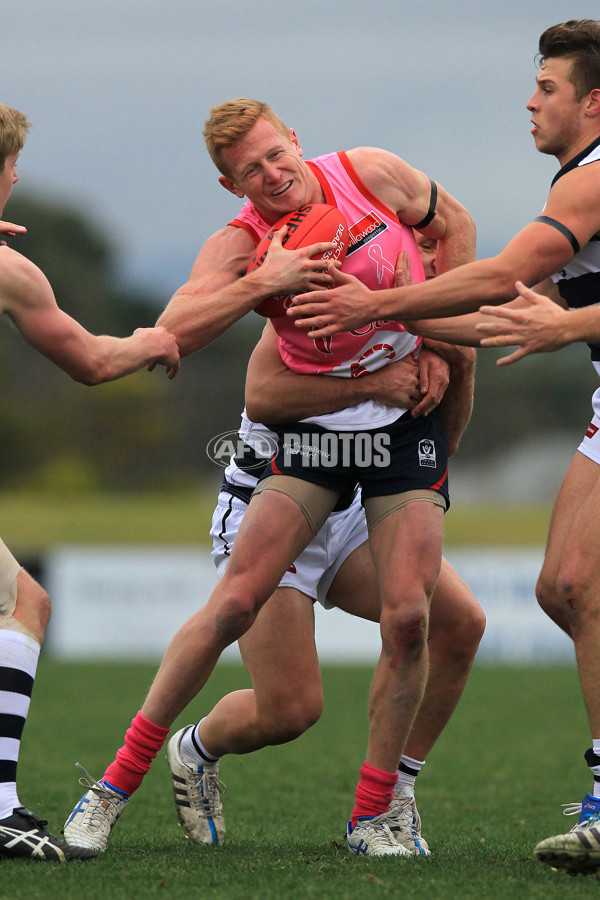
[368,243,395,284]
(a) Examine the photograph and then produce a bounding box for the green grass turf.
[1,661,599,898]
[0,489,553,550]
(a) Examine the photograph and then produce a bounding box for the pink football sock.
[102,711,170,796]
[350,761,398,830]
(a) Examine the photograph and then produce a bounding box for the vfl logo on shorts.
[418,439,436,468]
[586,422,599,440]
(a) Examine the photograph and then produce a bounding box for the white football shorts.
[0,538,20,616]
[210,488,367,609]
[578,390,600,467]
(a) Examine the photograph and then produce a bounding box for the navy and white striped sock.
[0,630,40,819]
[585,744,600,801]
[396,754,426,791]
[180,719,220,768]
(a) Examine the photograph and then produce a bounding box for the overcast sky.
[3,1,595,297]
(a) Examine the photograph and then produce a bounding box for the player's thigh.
[238,586,322,710]
[542,451,600,584]
[428,557,485,642]
[221,488,315,598]
[325,543,380,623]
[554,456,600,589]
[368,500,444,604]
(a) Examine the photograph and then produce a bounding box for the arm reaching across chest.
[157,225,337,357]
[244,322,431,423]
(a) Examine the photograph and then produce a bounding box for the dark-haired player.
[289,19,600,875]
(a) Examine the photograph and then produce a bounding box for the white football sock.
[180,719,220,768]
[395,754,426,793]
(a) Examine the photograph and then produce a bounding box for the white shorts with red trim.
[210,488,367,609]
[578,402,600,467]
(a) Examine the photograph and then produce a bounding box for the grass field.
[1,661,599,899]
[0,490,572,897]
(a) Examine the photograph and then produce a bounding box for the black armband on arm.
[414,179,438,230]
[533,215,580,254]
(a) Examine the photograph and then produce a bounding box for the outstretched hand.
[0,219,27,241]
[287,265,376,337]
[476,281,569,366]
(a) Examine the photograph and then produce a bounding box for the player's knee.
[459,602,487,651]
[468,603,487,646]
[556,561,597,619]
[217,572,269,623]
[213,590,262,644]
[535,571,575,636]
[36,586,51,632]
[536,570,560,617]
[381,606,428,661]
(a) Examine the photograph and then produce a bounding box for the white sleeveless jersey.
[550,137,600,378]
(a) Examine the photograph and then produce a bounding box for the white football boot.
[346,810,413,857]
[167,726,226,846]
[63,763,129,852]
[534,794,600,875]
[388,784,430,855]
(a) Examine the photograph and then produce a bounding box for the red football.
[247,203,348,317]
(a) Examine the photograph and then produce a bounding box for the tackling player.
[63,98,476,857]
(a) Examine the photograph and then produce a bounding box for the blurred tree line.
[1,192,596,494]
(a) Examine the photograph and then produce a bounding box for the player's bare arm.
[241,193,454,421]
[287,222,573,337]
[0,248,180,383]
[345,148,473,245]
[542,159,600,250]
[156,227,256,356]
[156,225,336,357]
[287,161,598,338]
[244,322,452,424]
[347,147,476,271]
